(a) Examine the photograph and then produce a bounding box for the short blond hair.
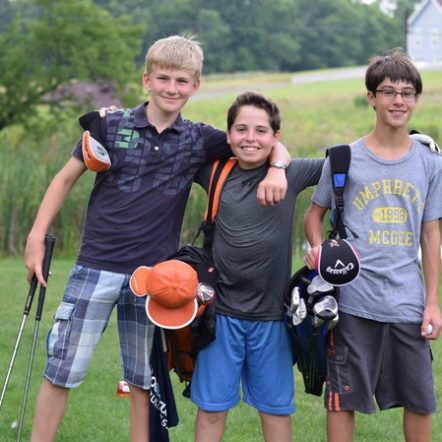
[145,35,204,79]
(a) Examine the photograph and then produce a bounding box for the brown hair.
[365,47,422,95]
[227,92,281,133]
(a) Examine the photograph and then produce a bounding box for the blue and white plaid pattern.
[44,265,154,389]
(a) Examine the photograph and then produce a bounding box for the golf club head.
[312,295,339,320]
[307,275,334,296]
[82,130,111,172]
[292,313,304,326]
[292,298,307,326]
[327,313,339,330]
[290,286,300,313]
[312,315,324,328]
[196,282,215,305]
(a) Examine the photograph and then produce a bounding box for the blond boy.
[25,36,289,441]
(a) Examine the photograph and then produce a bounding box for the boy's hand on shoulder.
[99,105,118,118]
[257,167,287,206]
[24,233,48,287]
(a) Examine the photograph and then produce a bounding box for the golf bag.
[286,145,351,396]
[284,266,339,396]
[166,158,237,398]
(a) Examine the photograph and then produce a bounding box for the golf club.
[312,315,324,329]
[292,298,307,326]
[290,286,300,313]
[327,313,339,330]
[196,282,215,305]
[0,276,38,413]
[307,275,334,296]
[16,234,56,441]
[312,295,339,320]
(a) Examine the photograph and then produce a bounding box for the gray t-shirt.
[312,139,442,323]
[196,158,323,321]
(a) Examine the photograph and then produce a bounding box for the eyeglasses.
[375,88,417,102]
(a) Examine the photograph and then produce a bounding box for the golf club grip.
[35,234,56,320]
[23,275,38,315]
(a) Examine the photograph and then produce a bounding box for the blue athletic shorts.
[44,265,154,389]
[191,314,295,415]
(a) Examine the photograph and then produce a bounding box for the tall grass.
[0,119,94,257]
[1,69,441,257]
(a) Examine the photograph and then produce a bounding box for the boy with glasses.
[304,48,442,442]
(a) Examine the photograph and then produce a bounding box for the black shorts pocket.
[47,302,75,360]
[326,345,353,395]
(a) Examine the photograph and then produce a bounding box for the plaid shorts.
[44,265,154,389]
[325,312,437,414]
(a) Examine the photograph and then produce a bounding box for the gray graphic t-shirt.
[312,139,442,323]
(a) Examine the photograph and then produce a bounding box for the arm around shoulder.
[257,142,291,206]
[24,157,86,285]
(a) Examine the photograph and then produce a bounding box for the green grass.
[0,257,441,441]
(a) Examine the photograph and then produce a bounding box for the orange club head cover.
[82,130,111,172]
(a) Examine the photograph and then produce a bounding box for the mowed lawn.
[0,257,441,442]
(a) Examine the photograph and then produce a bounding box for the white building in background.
[407,0,442,67]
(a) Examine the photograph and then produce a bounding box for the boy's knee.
[199,409,227,425]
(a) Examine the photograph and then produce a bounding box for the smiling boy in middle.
[191,91,324,442]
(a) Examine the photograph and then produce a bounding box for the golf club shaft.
[16,234,56,441]
[16,321,41,442]
[0,276,38,413]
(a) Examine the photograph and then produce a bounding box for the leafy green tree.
[290,0,399,70]
[192,0,302,72]
[195,9,233,72]
[0,0,143,130]
[0,0,12,32]
[89,0,411,72]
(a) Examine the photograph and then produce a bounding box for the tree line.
[0,0,420,130]
[95,0,419,74]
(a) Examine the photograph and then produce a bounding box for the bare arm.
[420,219,442,340]
[257,141,291,206]
[303,202,328,269]
[24,157,87,285]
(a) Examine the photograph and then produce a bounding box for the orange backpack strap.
[205,158,237,223]
[167,159,236,397]
[201,158,237,248]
